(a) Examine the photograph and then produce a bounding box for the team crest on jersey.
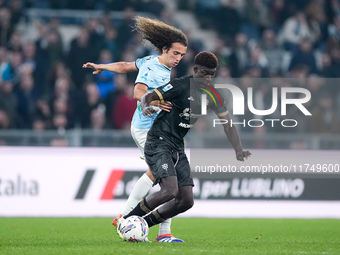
[141,72,149,81]
[179,108,192,120]
[162,84,173,92]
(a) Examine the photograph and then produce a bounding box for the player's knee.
[183,196,194,211]
[161,185,178,201]
[177,196,194,213]
[159,186,178,203]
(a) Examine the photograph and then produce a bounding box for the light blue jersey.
[131,55,171,129]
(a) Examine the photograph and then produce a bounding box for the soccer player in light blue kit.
[83,16,187,242]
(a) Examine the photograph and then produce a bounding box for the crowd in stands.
[0,0,340,135]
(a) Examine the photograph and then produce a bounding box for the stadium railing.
[0,130,339,149]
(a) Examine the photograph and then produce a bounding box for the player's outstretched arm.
[82,61,137,74]
[219,114,251,161]
[141,91,160,117]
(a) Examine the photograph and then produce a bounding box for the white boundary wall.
[0,147,339,218]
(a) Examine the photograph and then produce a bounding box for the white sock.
[122,173,153,216]
[158,218,172,236]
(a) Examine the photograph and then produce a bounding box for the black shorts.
[144,140,194,187]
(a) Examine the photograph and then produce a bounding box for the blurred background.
[0,0,340,149]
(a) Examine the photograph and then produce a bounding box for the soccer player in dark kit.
[118,51,251,234]
[83,16,188,242]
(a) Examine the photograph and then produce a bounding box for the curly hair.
[133,16,188,54]
[194,51,218,68]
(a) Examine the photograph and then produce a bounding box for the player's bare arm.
[82,61,137,74]
[141,91,160,117]
[219,114,251,161]
[135,83,172,112]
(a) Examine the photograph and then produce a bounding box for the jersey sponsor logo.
[141,72,149,81]
[179,108,201,120]
[162,84,173,92]
[188,96,194,101]
[178,122,193,128]
[162,164,168,171]
[179,108,192,120]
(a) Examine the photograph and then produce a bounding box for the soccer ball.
[119,216,149,242]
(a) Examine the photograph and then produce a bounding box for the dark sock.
[144,210,166,228]
[124,198,151,219]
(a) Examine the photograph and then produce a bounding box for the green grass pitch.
[0,218,339,255]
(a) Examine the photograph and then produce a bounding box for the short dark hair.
[194,51,218,68]
[133,16,188,54]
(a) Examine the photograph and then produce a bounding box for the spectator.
[244,0,270,35]
[76,81,102,128]
[289,64,310,78]
[147,0,165,17]
[51,76,75,125]
[101,26,119,59]
[304,0,326,45]
[86,17,105,58]
[7,50,23,84]
[194,0,220,28]
[14,74,38,128]
[244,43,269,77]
[105,73,129,128]
[67,27,94,89]
[112,84,135,130]
[228,33,249,77]
[22,41,48,97]
[51,113,68,131]
[216,66,231,79]
[288,38,318,74]
[0,7,14,46]
[309,92,340,133]
[116,7,137,56]
[318,53,335,77]
[52,76,72,100]
[278,12,318,51]
[0,109,10,129]
[90,106,107,131]
[34,98,52,129]
[328,15,340,43]
[328,46,340,78]
[42,28,64,66]
[52,97,74,128]
[46,61,70,93]
[185,30,204,56]
[270,0,291,29]
[0,80,16,128]
[216,0,242,40]
[8,0,23,26]
[159,8,177,27]
[0,46,10,80]
[260,29,285,75]
[7,30,22,52]
[94,48,116,99]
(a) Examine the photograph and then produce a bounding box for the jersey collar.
[157,57,172,71]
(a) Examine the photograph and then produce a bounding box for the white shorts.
[131,125,149,156]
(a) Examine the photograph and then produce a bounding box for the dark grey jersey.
[147,75,229,150]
